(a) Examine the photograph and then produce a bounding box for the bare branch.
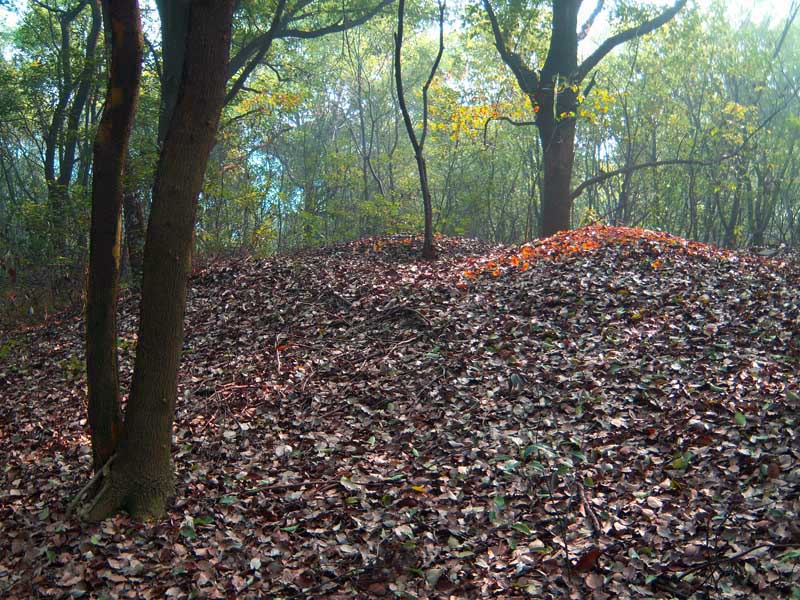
[482,115,536,146]
[420,0,445,148]
[144,34,162,83]
[771,0,799,61]
[575,0,687,83]
[569,84,800,202]
[570,158,718,201]
[279,0,394,40]
[227,0,394,81]
[393,0,418,153]
[577,0,604,41]
[225,0,287,105]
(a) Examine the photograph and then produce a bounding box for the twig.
[577,479,602,538]
[284,566,369,600]
[80,479,111,520]
[676,542,776,579]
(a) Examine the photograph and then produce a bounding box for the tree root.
[65,453,175,521]
[66,454,116,519]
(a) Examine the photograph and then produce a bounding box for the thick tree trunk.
[87,0,235,521]
[155,0,191,145]
[86,0,143,472]
[536,87,577,237]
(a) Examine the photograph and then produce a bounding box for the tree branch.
[228,0,394,80]
[393,0,418,154]
[482,0,538,94]
[482,115,537,146]
[224,0,287,105]
[771,1,799,61]
[144,34,162,82]
[577,0,604,41]
[420,0,445,148]
[570,157,722,201]
[575,0,687,83]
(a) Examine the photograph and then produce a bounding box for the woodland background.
[0,0,798,322]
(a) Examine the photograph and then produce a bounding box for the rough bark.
[86,0,142,473]
[536,85,578,236]
[86,0,235,521]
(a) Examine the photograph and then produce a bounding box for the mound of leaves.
[1,227,799,599]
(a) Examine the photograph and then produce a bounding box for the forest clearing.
[1,227,799,598]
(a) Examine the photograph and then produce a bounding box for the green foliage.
[1,0,799,300]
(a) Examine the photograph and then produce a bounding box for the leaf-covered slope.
[1,227,799,599]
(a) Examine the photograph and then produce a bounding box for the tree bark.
[536,86,578,236]
[87,0,235,521]
[154,0,190,145]
[86,0,142,473]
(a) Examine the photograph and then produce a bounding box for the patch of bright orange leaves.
[461,225,731,281]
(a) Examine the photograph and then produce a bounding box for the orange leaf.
[491,268,502,277]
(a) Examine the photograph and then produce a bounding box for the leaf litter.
[0,225,799,599]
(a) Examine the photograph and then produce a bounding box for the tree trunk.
[155,0,191,145]
[416,152,435,259]
[483,0,686,237]
[87,0,235,521]
[394,0,442,260]
[86,0,142,473]
[536,87,578,237]
[44,0,97,261]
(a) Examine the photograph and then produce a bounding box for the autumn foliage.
[1,228,798,597]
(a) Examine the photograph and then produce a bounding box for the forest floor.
[1,225,799,599]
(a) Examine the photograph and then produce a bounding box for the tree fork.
[85,0,235,521]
